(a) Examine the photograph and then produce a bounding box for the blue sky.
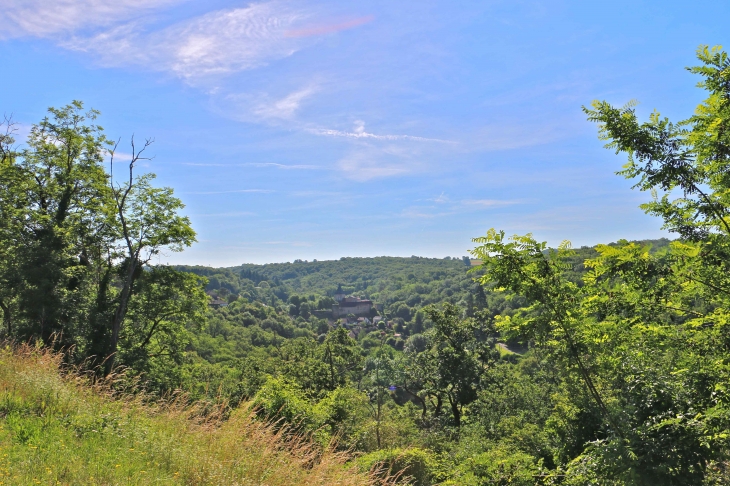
[1,0,728,266]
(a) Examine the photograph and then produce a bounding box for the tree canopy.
[0,101,205,374]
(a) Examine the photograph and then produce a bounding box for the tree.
[401,304,498,428]
[0,101,205,378]
[321,327,362,391]
[118,266,208,374]
[0,115,19,336]
[468,46,730,484]
[423,304,498,428]
[104,143,196,371]
[0,102,112,348]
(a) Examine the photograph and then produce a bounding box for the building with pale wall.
[332,296,373,318]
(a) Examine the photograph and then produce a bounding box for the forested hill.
[179,256,477,313]
[236,256,472,295]
[176,238,672,312]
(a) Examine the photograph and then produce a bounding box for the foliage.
[359,447,437,486]
[467,45,730,485]
[0,102,204,376]
[4,46,730,485]
[444,446,539,486]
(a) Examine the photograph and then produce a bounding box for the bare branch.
[108,138,120,183]
[0,113,19,164]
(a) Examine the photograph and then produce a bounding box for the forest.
[0,46,729,485]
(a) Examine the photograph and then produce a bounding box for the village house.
[332,296,374,318]
[329,284,376,318]
[209,298,228,309]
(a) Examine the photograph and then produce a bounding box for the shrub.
[359,447,436,486]
[444,446,538,486]
[251,377,315,428]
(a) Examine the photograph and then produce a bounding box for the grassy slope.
[0,345,381,486]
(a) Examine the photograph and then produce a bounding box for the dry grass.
[0,343,394,485]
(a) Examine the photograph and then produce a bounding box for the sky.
[1,0,729,266]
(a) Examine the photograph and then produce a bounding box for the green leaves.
[0,101,206,378]
[584,46,730,241]
[461,46,730,483]
[116,173,196,256]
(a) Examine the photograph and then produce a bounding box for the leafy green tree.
[118,266,208,373]
[314,386,370,446]
[0,101,204,377]
[0,102,112,348]
[276,337,333,396]
[420,304,498,428]
[105,149,197,371]
[0,115,19,335]
[321,327,363,391]
[469,46,730,484]
[400,304,498,428]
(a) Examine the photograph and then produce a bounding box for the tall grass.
[0,343,392,485]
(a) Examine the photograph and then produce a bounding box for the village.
[207,282,401,343]
[315,285,402,342]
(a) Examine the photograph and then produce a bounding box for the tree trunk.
[106,259,138,374]
[449,394,461,428]
[0,300,11,336]
[433,394,443,417]
[404,385,427,419]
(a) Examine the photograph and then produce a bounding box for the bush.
[359,447,436,486]
[252,377,315,428]
[314,387,369,448]
[444,446,538,486]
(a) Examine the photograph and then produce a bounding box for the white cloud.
[183,162,322,170]
[184,189,274,195]
[0,0,182,38]
[460,199,521,207]
[337,149,411,181]
[218,84,320,124]
[309,120,454,143]
[62,2,307,82]
[252,86,318,120]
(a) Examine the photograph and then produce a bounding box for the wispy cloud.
[212,83,322,124]
[338,150,411,181]
[309,120,454,143]
[251,86,318,120]
[285,15,375,38]
[460,199,521,207]
[183,162,322,170]
[0,0,182,39]
[184,189,274,195]
[62,3,307,82]
[2,1,377,91]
